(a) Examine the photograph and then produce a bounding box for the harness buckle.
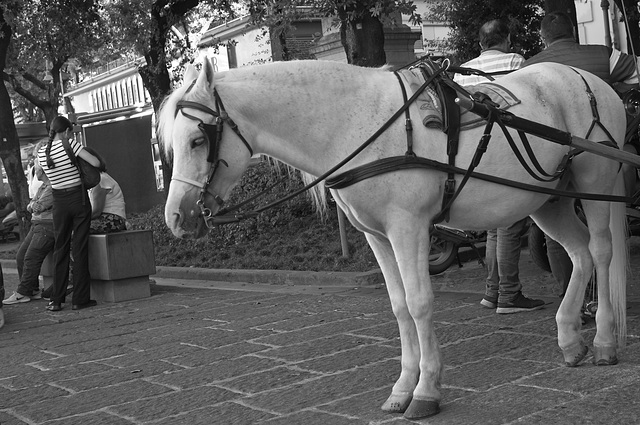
[444,178,456,196]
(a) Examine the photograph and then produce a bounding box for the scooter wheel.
[429,237,458,275]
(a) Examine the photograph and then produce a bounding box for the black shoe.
[46,302,62,312]
[72,300,97,310]
[496,291,545,314]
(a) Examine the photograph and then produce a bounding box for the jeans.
[485,218,527,303]
[545,235,572,296]
[51,187,92,305]
[16,222,55,296]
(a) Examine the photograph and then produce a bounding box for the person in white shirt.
[82,147,127,234]
[455,20,544,314]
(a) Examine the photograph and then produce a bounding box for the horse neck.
[216,63,401,176]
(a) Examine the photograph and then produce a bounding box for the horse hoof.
[403,398,440,419]
[562,343,588,367]
[593,344,618,366]
[381,392,412,413]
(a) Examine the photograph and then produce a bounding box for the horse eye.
[192,137,206,148]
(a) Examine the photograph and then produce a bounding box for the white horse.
[157,58,628,419]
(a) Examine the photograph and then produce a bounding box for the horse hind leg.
[581,190,627,366]
[364,233,419,414]
[532,199,591,366]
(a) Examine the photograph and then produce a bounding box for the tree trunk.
[338,8,386,67]
[138,2,175,196]
[545,0,579,43]
[270,27,290,62]
[0,12,31,237]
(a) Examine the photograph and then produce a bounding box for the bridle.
[173,87,253,228]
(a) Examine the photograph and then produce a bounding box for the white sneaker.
[31,290,42,300]
[3,291,31,305]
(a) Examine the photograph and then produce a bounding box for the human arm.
[78,148,102,168]
[90,184,108,219]
[28,185,53,214]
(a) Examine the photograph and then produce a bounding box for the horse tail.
[301,172,328,216]
[609,171,628,349]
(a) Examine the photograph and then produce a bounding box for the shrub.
[127,161,377,272]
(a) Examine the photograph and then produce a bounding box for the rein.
[174,64,447,227]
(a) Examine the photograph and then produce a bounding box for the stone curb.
[0,244,485,288]
[154,265,385,287]
[0,258,385,287]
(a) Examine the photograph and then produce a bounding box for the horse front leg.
[388,225,442,419]
[365,233,420,414]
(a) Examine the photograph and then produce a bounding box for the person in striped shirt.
[453,19,525,87]
[37,116,102,312]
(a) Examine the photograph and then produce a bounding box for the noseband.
[173,88,253,228]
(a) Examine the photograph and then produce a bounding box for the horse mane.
[157,83,188,160]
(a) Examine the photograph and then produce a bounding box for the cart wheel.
[429,236,458,275]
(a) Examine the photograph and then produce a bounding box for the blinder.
[172,89,254,228]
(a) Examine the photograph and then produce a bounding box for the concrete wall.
[83,115,164,214]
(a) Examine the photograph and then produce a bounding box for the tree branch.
[20,71,47,90]
[6,73,48,109]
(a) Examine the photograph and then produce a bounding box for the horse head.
[158,58,254,238]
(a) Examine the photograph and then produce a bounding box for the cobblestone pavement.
[1,245,640,424]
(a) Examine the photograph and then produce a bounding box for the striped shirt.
[454,50,525,86]
[37,139,83,190]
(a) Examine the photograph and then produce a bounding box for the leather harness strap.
[326,61,628,221]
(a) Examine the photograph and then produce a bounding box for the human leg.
[546,234,573,296]
[16,224,54,296]
[495,219,526,300]
[90,213,126,234]
[70,191,93,307]
[482,228,499,308]
[495,219,544,314]
[50,192,75,308]
[16,225,34,280]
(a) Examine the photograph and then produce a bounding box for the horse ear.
[192,57,216,94]
[183,64,198,83]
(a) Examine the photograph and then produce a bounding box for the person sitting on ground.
[83,147,126,234]
[3,163,54,304]
[455,19,544,314]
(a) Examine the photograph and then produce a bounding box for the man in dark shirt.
[524,11,639,296]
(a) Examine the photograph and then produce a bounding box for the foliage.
[126,160,378,271]
[426,0,545,64]
[246,0,421,67]
[102,0,233,87]
[1,0,106,123]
